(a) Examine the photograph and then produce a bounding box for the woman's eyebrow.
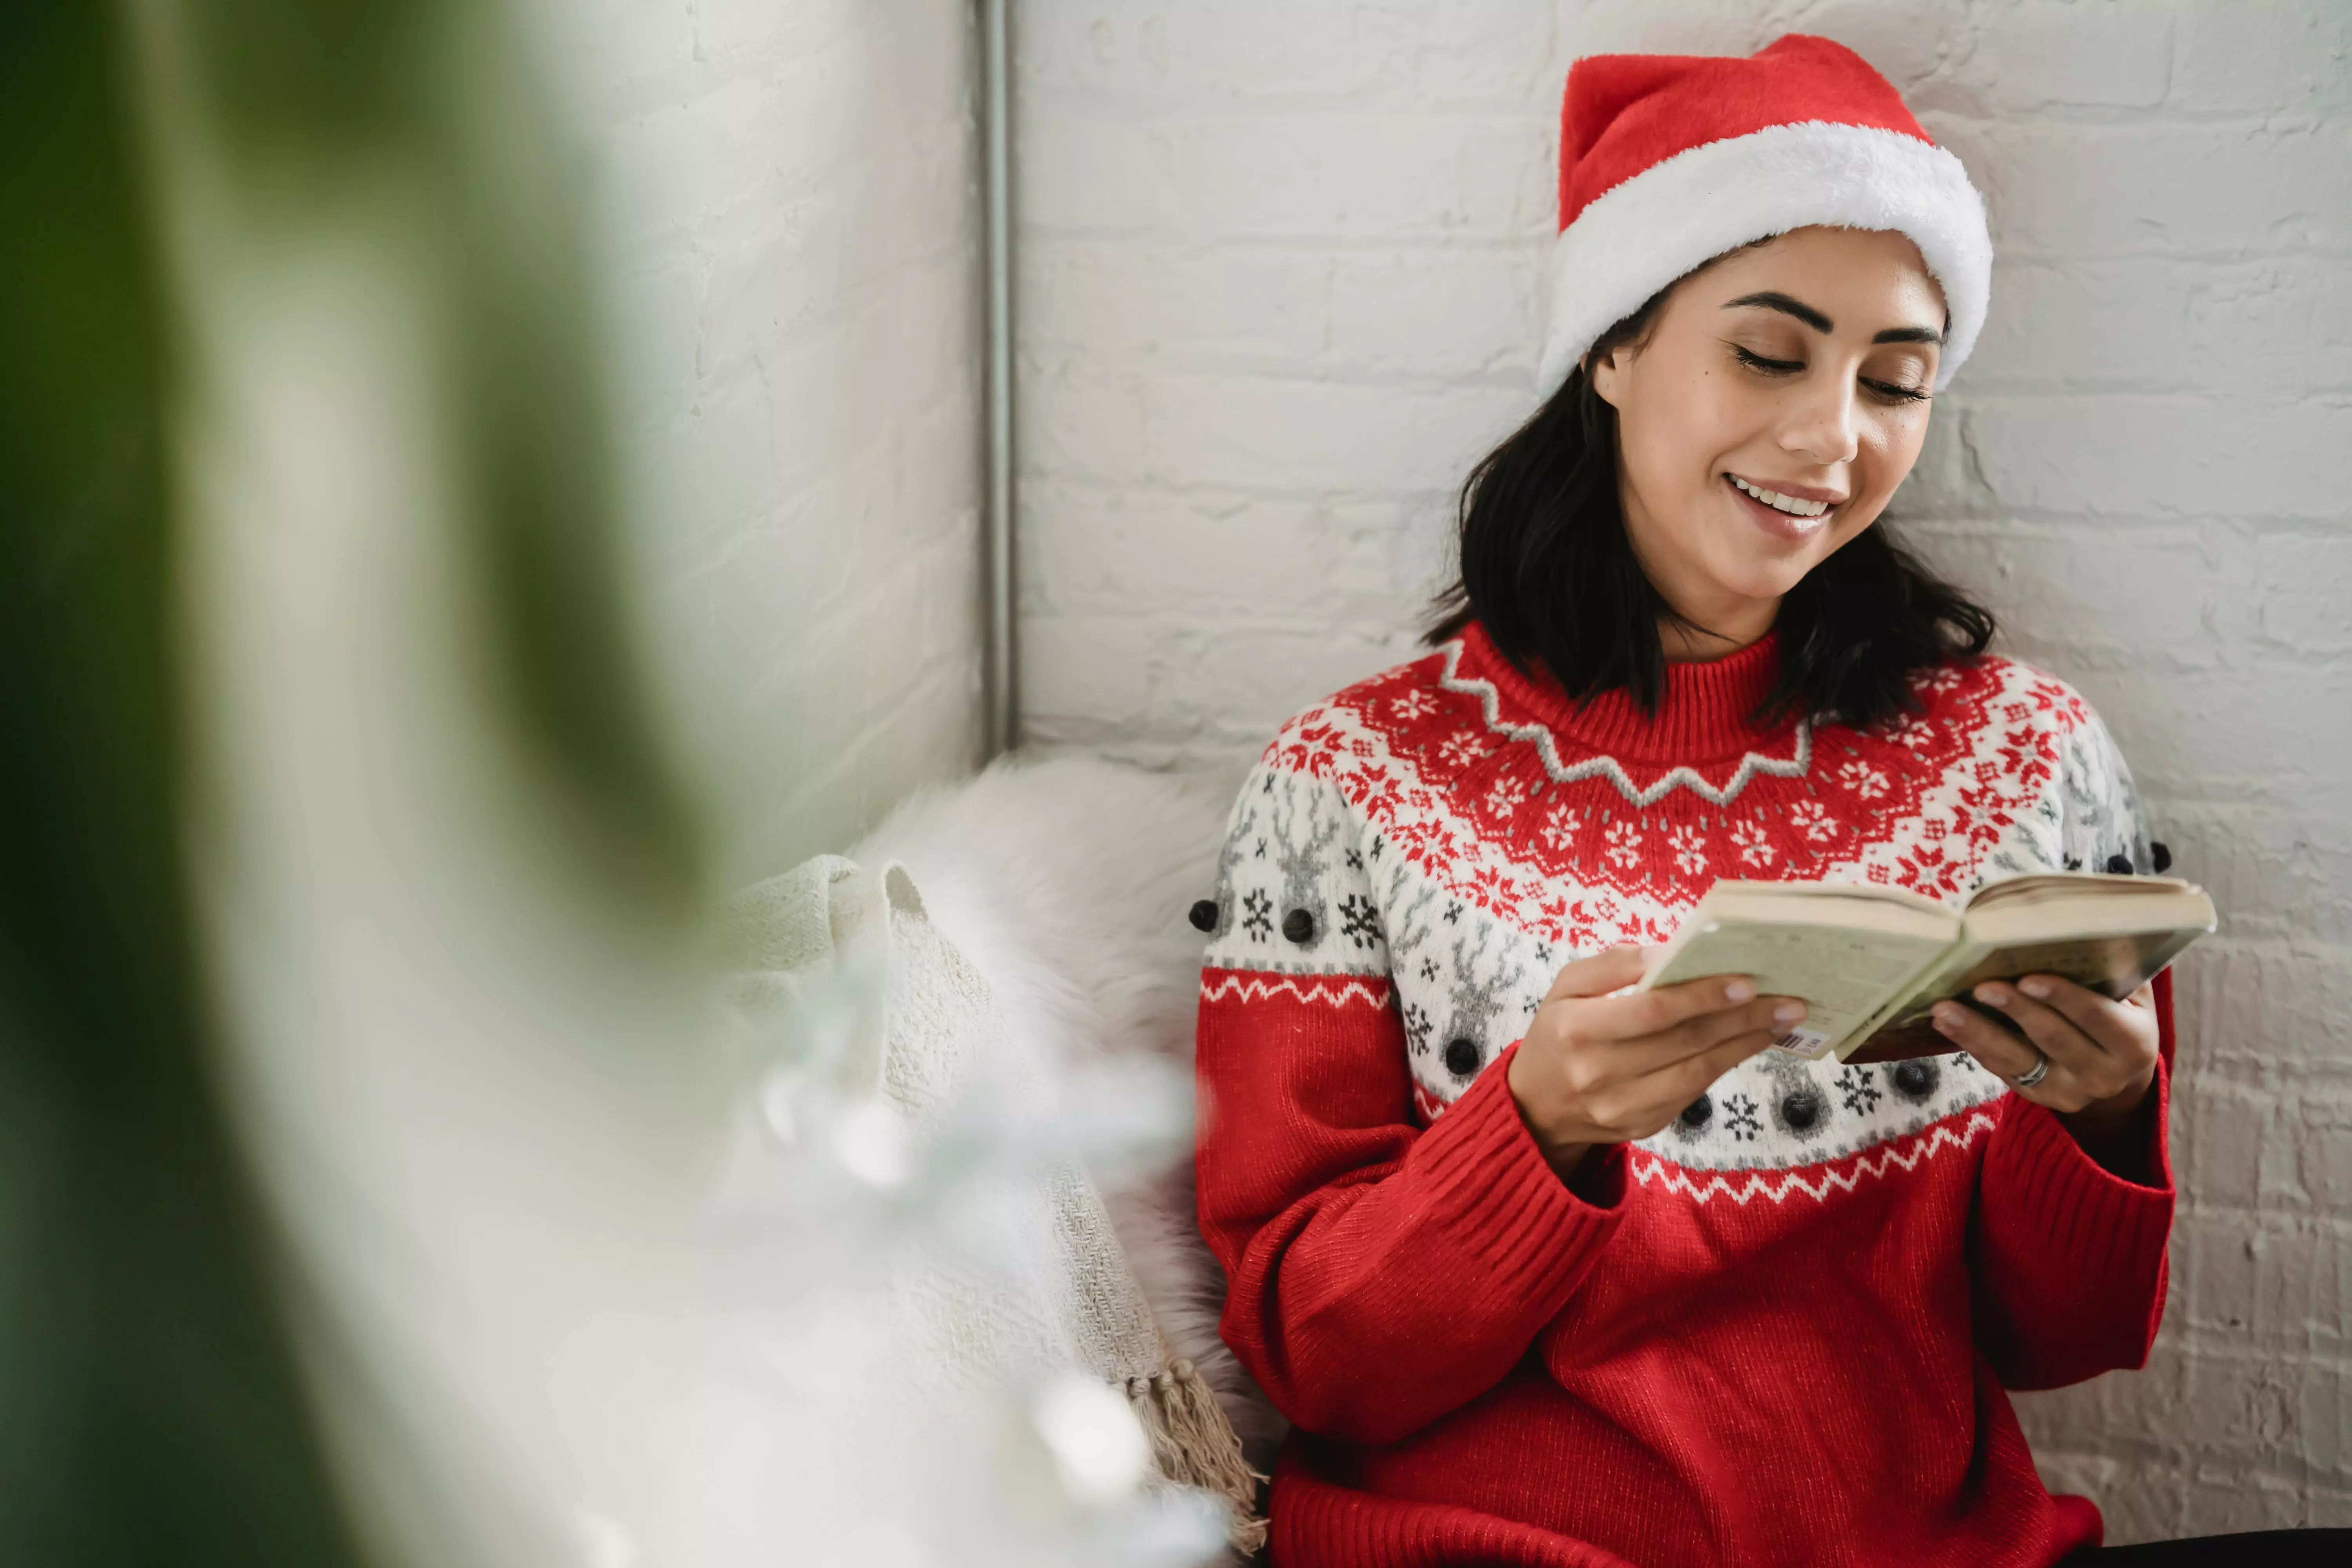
[1723,291,1944,346]
[1723,291,1832,332]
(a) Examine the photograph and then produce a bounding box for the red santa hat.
[1537,34,1991,397]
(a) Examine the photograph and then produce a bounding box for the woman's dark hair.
[1426,290,1994,732]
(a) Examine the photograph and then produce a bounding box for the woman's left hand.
[1931,975,2160,1166]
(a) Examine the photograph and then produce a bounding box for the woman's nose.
[1779,375,1861,466]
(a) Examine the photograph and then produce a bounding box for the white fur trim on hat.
[1535,120,1991,398]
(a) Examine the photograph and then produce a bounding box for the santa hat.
[1536,34,1991,397]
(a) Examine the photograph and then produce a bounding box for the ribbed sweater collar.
[1457,620,1798,768]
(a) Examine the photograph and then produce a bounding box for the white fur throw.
[723,755,1284,1548]
[851,755,1285,1463]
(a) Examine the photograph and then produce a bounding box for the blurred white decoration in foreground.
[126,1,1232,1564]
[831,1097,916,1189]
[1036,1375,1156,1504]
[704,850,1233,1563]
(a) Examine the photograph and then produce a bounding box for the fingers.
[1544,944,1652,1001]
[1931,997,2044,1083]
[1969,979,2105,1068]
[1524,945,1809,1144]
[1543,946,1809,1038]
[1652,993,1808,1060]
[1538,943,1805,1061]
[2006,974,2154,1058]
[1574,971,1772,1040]
[1608,970,1755,1032]
[1579,1025,1783,1141]
[1931,973,2172,1115]
[1658,1024,1781,1102]
[2004,974,2163,1107]
[1547,994,1803,1109]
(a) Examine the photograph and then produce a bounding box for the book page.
[1960,871,2191,913]
[1701,879,1953,938]
[1962,881,2216,947]
[1644,918,1954,1061]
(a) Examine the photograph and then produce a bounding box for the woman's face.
[1590,225,1945,645]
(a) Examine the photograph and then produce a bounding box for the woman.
[1191,36,2335,1568]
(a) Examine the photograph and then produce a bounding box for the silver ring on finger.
[2011,1050,2051,1089]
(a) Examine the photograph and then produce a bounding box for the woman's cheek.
[1875,410,1932,490]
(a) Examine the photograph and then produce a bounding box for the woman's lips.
[1725,473,1836,543]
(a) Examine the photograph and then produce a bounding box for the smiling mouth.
[1726,473,1840,519]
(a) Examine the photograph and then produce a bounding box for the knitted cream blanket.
[722,852,1261,1549]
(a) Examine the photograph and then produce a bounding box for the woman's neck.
[1625,512,1783,662]
[1658,597,1780,662]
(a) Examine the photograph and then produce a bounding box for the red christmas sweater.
[1193,622,2176,1568]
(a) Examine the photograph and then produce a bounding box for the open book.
[1639,873,2217,1064]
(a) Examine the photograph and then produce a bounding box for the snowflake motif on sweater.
[1191,622,2179,1568]
[1200,622,2149,1189]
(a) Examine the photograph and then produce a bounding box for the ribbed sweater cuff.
[1405,1041,1627,1299]
[1991,1056,2175,1278]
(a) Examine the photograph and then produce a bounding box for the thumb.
[1545,943,1651,1002]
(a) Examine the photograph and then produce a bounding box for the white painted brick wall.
[1016,0,2352,1539]
[552,0,985,883]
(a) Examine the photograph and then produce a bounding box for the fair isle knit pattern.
[1199,621,2149,1172]
[1192,621,2178,1568]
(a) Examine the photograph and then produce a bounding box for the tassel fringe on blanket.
[1127,1357,1267,1553]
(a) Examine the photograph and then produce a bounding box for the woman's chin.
[1700,541,1822,606]
[1703,513,1844,593]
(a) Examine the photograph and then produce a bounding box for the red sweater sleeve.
[1195,983,1627,1446]
[1969,968,2178,1390]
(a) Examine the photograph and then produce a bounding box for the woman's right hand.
[1504,944,1806,1180]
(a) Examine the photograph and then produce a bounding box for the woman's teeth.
[1729,474,1831,518]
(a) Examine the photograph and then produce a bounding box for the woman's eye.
[1860,377,1931,405]
[1733,345,1804,375]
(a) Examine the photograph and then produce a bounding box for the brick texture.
[555,0,986,884]
[1014,0,2352,1538]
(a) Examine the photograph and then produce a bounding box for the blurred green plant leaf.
[1,0,708,1560]
[0,5,370,1564]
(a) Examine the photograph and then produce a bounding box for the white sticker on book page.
[1769,1026,1833,1060]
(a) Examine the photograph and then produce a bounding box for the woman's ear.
[1587,345,1630,410]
